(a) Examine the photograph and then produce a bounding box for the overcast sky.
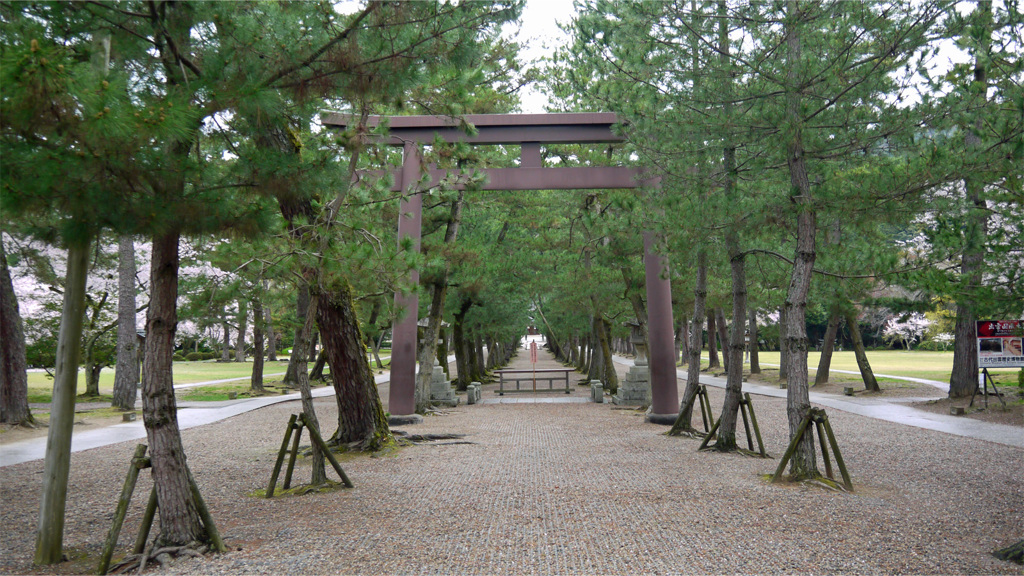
[513,0,578,113]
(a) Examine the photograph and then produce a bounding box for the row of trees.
[1,0,532,563]
[540,0,1022,479]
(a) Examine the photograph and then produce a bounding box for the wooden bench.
[495,368,575,395]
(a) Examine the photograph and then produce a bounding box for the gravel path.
[1,346,1022,575]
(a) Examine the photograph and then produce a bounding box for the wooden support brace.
[698,385,712,432]
[266,414,298,498]
[283,421,305,490]
[133,486,157,555]
[744,393,767,457]
[188,471,226,553]
[815,418,834,480]
[821,415,854,492]
[299,414,354,488]
[771,411,814,483]
[740,400,754,452]
[97,444,148,575]
[698,416,721,451]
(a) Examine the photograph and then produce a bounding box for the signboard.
[977,320,1024,368]
[530,341,538,364]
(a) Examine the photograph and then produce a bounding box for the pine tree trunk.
[0,235,32,425]
[814,308,841,386]
[372,332,385,370]
[34,238,91,564]
[587,317,602,383]
[264,281,277,362]
[670,248,707,435]
[845,309,880,392]
[782,0,818,481]
[676,317,688,366]
[950,0,992,399]
[308,331,318,363]
[474,333,486,381]
[318,282,391,450]
[309,351,328,381]
[748,308,760,374]
[707,311,720,369]
[715,307,730,374]
[714,48,745,451]
[235,299,246,362]
[453,303,471,391]
[220,319,231,363]
[437,325,450,377]
[416,283,446,412]
[84,358,102,397]
[593,315,617,393]
[112,235,139,411]
[250,296,265,393]
[141,231,206,546]
[779,306,789,381]
[293,295,325,485]
[284,283,311,387]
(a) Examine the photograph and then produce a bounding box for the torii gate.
[322,113,678,425]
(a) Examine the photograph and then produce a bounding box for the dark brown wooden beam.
[322,112,626,145]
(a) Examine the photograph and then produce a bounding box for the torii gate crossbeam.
[323,113,678,425]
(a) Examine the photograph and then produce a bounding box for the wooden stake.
[772,411,814,483]
[698,416,721,451]
[97,445,147,575]
[133,486,157,555]
[188,473,226,553]
[300,414,353,488]
[266,414,298,498]
[822,415,853,492]
[698,385,712,432]
[744,393,766,457]
[282,421,304,490]
[740,401,754,452]
[815,419,833,480]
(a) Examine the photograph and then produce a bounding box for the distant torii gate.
[322,113,678,425]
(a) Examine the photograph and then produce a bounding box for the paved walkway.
[611,356,1023,449]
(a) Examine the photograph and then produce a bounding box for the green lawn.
[27,360,292,399]
[26,353,393,403]
[695,350,1021,386]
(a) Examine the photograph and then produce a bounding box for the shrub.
[917,340,951,352]
[185,352,203,361]
[173,353,186,361]
[201,352,217,360]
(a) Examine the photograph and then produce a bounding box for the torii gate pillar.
[387,142,423,425]
[643,232,680,423]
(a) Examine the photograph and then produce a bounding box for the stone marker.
[122,413,136,422]
[612,320,651,406]
[591,380,604,403]
[467,382,481,405]
[430,364,459,407]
